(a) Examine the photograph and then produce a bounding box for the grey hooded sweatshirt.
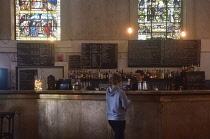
[106,87,131,121]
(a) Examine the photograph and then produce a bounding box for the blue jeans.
[108,120,126,139]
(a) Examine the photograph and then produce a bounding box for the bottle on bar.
[88,71,91,79]
[106,71,109,79]
[69,71,73,79]
[129,71,132,79]
[85,70,89,79]
[153,69,157,79]
[103,71,106,79]
[143,81,148,90]
[127,79,131,90]
[77,71,80,79]
[146,70,150,79]
[98,69,101,79]
[150,70,154,79]
[108,70,112,79]
[95,70,98,79]
[82,70,85,79]
[75,71,78,79]
[73,71,76,79]
[121,69,124,80]
[101,71,104,79]
[160,70,164,79]
[80,70,84,79]
[91,71,94,79]
[124,72,127,79]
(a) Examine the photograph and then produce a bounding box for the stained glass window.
[138,0,182,40]
[15,0,61,40]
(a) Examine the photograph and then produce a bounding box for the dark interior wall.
[0,0,11,39]
[194,0,210,39]
[61,0,130,40]
[185,0,210,40]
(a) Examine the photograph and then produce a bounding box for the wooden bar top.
[0,90,210,95]
[1,90,210,101]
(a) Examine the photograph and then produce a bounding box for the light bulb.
[181,31,186,37]
[128,27,133,34]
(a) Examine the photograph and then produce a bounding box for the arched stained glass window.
[15,0,61,40]
[138,0,182,40]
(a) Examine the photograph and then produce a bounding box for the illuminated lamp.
[127,27,133,34]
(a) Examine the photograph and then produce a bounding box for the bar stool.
[0,112,15,139]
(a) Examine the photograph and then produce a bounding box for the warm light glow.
[128,27,133,34]
[35,79,43,91]
[181,31,186,37]
[49,37,56,41]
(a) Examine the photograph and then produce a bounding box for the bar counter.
[1,90,210,139]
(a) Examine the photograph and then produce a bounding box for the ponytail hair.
[109,72,121,85]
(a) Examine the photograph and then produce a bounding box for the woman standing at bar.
[106,72,131,139]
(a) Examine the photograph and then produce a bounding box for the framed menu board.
[69,55,81,69]
[81,43,118,69]
[128,40,163,67]
[17,43,54,66]
[163,40,201,66]
[128,40,201,67]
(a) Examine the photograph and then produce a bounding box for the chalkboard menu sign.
[69,55,81,69]
[128,40,163,67]
[182,71,205,90]
[17,43,54,66]
[163,40,200,66]
[128,40,201,67]
[81,43,118,69]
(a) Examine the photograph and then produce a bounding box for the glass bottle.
[143,81,148,90]
[103,71,107,79]
[98,69,101,79]
[127,79,131,90]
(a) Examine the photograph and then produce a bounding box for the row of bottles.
[143,69,181,79]
[69,69,133,80]
[120,69,182,80]
[182,64,200,72]
[69,69,183,80]
[69,70,111,79]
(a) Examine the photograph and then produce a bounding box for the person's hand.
[128,100,132,104]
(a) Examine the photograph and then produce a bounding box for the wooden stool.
[0,112,15,139]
